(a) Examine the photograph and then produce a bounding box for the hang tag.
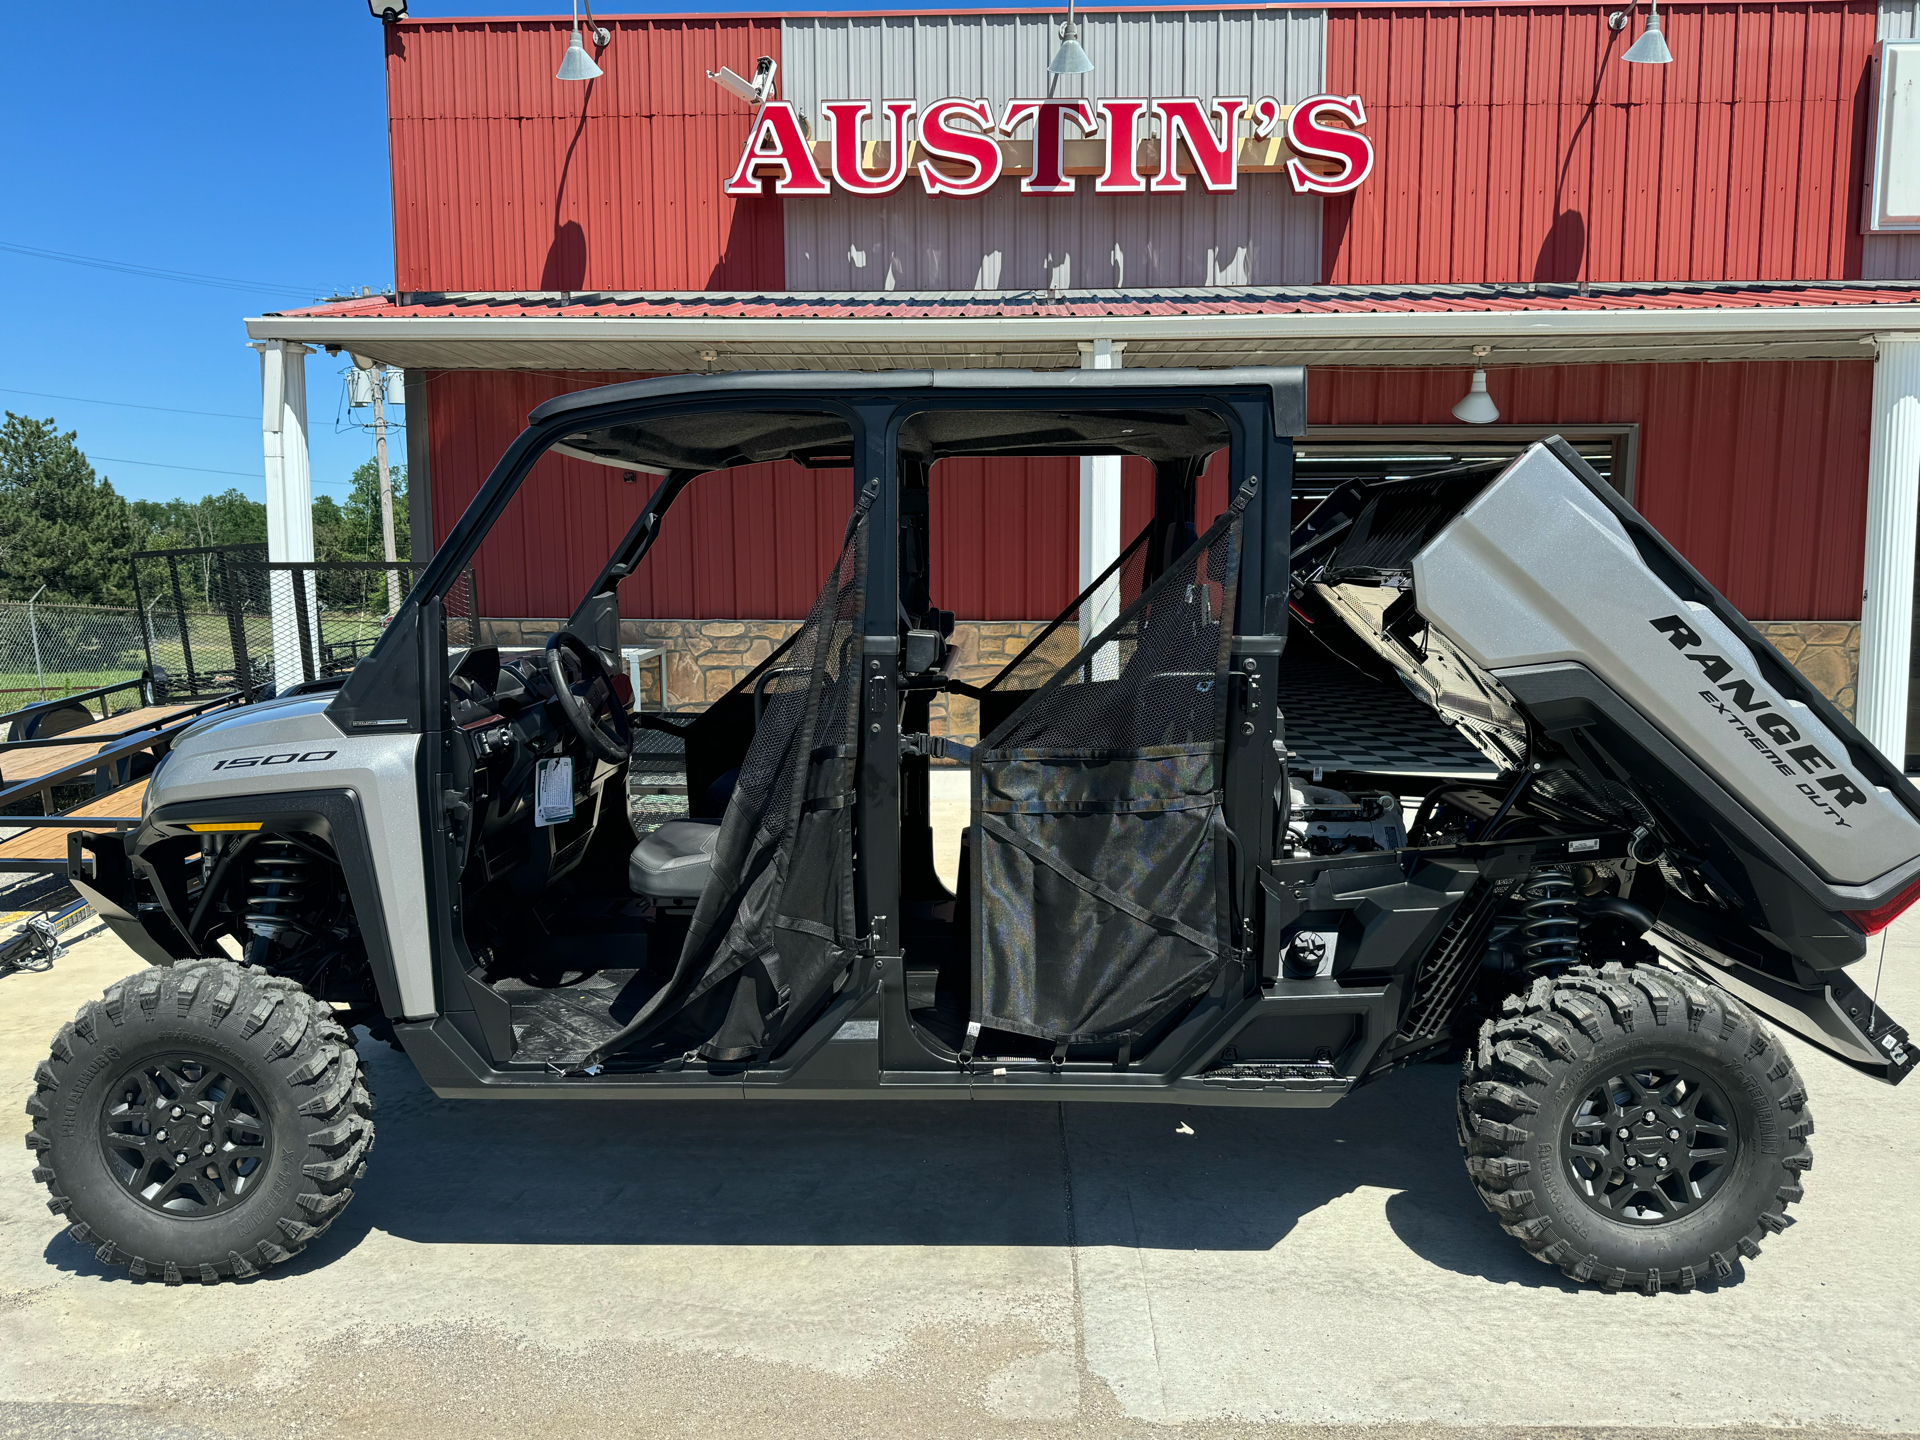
[534,757,575,827]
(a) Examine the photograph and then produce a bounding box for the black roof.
[528,365,1306,436]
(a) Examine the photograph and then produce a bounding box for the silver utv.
[34,369,1917,1292]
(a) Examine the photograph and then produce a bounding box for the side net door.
[587,485,873,1067]
[966,484,1251,1060]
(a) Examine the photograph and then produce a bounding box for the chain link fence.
[128,546,476,702]
[0,548,480,710]
[0,600,152,704]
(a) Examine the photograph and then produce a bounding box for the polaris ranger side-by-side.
[32,369,1917,1291]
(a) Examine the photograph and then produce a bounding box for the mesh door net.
[970,485,1250,1049]
[587,487,872,1067]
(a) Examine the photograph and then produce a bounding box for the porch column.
[250,339,317,695]
[1078,339,1126,673]
[1857,330,1919,768]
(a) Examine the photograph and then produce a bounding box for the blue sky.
[2,0,1008,508]
[0,7,407,503]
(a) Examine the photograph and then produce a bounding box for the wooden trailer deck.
[0,779,149,869]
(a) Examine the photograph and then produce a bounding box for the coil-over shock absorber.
[1517,865,1582,969]
[243,838,317,961]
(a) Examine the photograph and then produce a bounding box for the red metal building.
[248,2,1920,761]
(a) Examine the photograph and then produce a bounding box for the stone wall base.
[483,616,1863,734]
[1753,621,1859,721]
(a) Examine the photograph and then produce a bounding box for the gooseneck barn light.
[1611,0,1675,64]
[1623,6,1674,63]
[557,0,607,82]
[1049,0,1095,76]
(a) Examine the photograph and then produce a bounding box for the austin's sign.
[723,94,1373,198]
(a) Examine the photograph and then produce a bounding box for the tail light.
[1846,879,1919,936]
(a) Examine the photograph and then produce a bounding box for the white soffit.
[244,302,1919,373]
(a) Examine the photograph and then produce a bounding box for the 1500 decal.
[1650,615,1866,828]
[211,750,338,770]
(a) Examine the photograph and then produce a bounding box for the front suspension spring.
[243,839,317,947]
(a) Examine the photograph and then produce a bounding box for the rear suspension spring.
[1518,866,1581,969]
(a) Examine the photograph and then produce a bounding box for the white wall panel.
[779,10,1326,291]
[1864,0,1920,279]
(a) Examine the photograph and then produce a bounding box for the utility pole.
[370,368,401,614]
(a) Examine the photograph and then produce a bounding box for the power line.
[0,239,334,298]
[89,454,353,487]
[0,387,256,422]
[91,455,259,478]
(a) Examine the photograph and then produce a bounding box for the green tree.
[314,459,408,564]
[0,413,134,604]
[313,461,408,614]
[128,489,268,558]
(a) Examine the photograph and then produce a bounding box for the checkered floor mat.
[629,724,691,835]
[1278,653,1499,777]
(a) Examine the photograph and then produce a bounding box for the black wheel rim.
[1562,1060,1739,1225]
[98,1053,274,1215]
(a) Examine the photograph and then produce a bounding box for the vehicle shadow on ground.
[43,1041,1588,1291]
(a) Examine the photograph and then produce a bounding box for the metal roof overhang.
[244,298,1920,374]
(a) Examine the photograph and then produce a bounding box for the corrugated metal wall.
[931,457,1081,619]
[778,10,1325,289]
[385,18,785,293]
[1311,361,1877,618]
[931,454,1232,620]
[382,6,1917,290]
[1321,2,1883,283]
[424,369,853,619]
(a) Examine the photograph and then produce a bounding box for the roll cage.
[323,368,1308,1083]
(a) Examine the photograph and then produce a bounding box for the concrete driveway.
[1,918,1914,1439]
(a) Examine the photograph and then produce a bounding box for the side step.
[1193,1060,1352,1094]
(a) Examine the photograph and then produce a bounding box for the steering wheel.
[545,631,633,765]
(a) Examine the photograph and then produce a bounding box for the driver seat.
[629,819,720,904]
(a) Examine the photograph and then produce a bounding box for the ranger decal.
[1649,615,1866,829]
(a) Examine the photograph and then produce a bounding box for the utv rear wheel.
[1459,962,1811,1292]
[25,960,374,1283]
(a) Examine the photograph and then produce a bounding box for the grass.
[0,673,144,708]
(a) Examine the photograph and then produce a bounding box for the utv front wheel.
[25,960,374,1283]
[1459,962,1811,1292]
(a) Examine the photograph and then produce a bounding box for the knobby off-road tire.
[25,959,374,1283]
[1459,961,1812,1293]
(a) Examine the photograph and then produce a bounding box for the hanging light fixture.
[1621,0,1673,64]
[1049,0,1094,76]
[557,0,604,82]
[1452,354,1500,424]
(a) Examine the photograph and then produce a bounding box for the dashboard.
[446,645,608,877]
